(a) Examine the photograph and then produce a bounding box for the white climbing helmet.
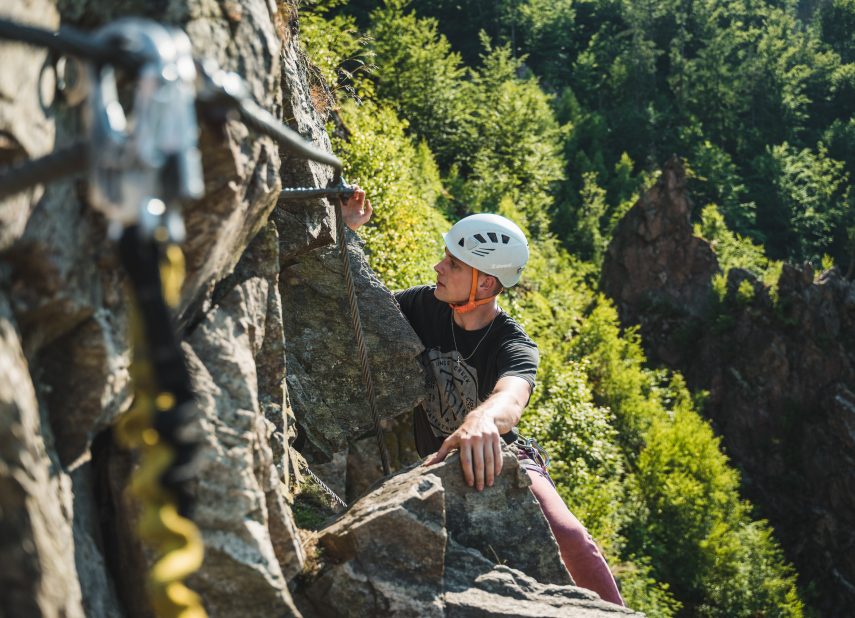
[443,213,529,287]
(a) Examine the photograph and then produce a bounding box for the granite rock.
[280,228,425,463]
[0,1,59,253]
[296,443,644,618]
[443,540,640,618]
[0,296,85,618]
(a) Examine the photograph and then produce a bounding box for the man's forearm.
[469,390,523,434]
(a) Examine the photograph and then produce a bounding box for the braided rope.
[334,199,392,477]
[303,466,348,509]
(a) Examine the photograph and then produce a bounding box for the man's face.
[434,247,475,303]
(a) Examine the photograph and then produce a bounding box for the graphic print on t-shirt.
[421,348,480,437]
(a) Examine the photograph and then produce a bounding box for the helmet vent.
[487,232,498,243]
[473,233,487,243]
[458,238,465,247]
[471,247,495,257]
[501,234,510,244]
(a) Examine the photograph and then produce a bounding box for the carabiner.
[86,19,203,238]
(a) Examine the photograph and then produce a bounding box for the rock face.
[602,157,855,618]
[0,296,86,617]
[0,0,310,615]
[0,1,59,253]
[345,409,421,504]
[295,445,642,618]
[602,156,718,367]
[181,222,303,616]
[279,228,425,464]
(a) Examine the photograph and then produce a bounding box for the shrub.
[332,100,450,289]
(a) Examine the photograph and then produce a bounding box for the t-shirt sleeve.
[496,334,539,404]
[393,285,428,323]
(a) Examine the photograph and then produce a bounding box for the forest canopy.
[325,0,855,271]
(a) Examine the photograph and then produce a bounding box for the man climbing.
[342,188,624,607]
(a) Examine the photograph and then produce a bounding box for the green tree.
[574,172,609,264]
[753,141,851,263]
[569,302,808,617]
[454,34,566,239]
[694,204,781,281]
[818,0,855,64]
[331,100,450,289]
[369,0,474,168]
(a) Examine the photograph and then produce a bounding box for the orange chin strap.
[449,268,503,314]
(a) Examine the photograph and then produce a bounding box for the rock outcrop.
[602,156,718,367]
[602,157,855,618]
[295,445,643,618]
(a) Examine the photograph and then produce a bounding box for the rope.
[334,199,392,477]
[303,466,348,509]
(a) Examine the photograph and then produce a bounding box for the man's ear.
[480,274,498,293]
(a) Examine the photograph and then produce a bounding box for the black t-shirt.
[394,285,539,457]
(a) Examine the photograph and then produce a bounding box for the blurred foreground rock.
[0,0,417,615]
[603,156,855,618]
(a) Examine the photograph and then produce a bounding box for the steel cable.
[237,99,343,180]
[0,17,145,69]
[303,465,348,509]
[334,199,392,477]
[0,141,88,201]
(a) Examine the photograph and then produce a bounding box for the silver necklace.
[451,308,499,368]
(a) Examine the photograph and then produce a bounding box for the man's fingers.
[484,439,495,488]
[472,437,485,490]
[493,438,503,477]
[364,200,372,218]
[460,438,474,487]
[425,445,448,467]
[425,436,454,466]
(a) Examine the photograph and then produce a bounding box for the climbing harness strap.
[448,268,503,314]
[114,229,205,618]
